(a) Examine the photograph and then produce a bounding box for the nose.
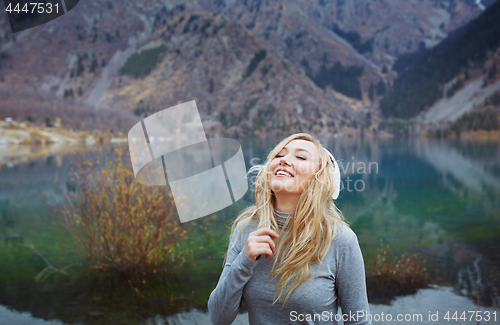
[279,156,291,166]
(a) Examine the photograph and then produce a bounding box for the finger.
[248,243,272,260]
[252,227,280,239]
[253,235,276,254]
[257,242,274,257]
[254,244,273,259]
[249,234,276,254]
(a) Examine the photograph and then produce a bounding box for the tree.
[369,83,375,101]
[244,49,267,78]
[376,80,386,96]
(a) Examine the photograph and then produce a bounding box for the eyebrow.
[281,146,312,156]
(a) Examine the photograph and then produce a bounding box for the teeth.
[277,170,292,177]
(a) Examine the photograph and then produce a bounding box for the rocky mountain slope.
[188,0,486,96]
[194,0,484,63]
[373,0,500,137]
[0,2,358,138]
[0,0,490,138]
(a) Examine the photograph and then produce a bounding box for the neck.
[274,194,298,212]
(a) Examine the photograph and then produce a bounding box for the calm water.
[0,137,499,324]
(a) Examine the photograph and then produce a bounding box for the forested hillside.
[380,0,500,118]
[0,0,491,138]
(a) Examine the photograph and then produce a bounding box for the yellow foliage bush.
[49,144,191,274]
[366,243,431,302]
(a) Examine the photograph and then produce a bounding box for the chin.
[270,183,299,196]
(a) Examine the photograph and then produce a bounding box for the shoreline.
[0,120,127,168]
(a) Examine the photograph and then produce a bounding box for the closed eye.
[297,156,306,160]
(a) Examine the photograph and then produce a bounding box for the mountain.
[188,0,486,98]
[0,0,490,138]
[380,0,500,120]
[190,0,485,64]
[93,7,356,138]
[0,3,355,138]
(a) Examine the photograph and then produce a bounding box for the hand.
[244,227,280,261]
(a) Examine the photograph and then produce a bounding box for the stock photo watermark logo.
[4,0,80,33]
[128,100,248,223]
[336,157,378,193]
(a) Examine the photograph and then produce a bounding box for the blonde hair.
[223,133,347,306]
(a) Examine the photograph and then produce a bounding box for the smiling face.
[269,139,320,197]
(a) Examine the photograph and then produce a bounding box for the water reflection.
[0,137,499,324]
[414,139,500,192]
[0,266,207,325]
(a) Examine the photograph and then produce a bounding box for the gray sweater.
[208,211,372,325]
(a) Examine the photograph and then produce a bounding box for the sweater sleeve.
[207,221,258,325]
[335,226,372,325]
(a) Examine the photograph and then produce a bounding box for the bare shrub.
[366,243,431,303]
[47,144,191,274]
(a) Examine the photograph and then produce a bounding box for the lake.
[0,136,499,324]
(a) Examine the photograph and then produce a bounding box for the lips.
[275,168,294,177]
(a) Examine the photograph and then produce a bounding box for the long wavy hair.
[223,133,347,306]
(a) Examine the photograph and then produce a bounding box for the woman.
[208,133,371,325]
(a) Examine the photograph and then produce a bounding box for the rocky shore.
[0,120,97,147]
[0,120,127,168]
